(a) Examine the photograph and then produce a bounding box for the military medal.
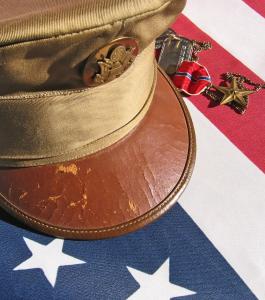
[156,29,212,96]
[171,61,211,95]
[156,30,265,114]
[205,73,265,114]
[156,29,194,75]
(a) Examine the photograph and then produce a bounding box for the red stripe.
[172,15,265,172]
[242,0,265,18]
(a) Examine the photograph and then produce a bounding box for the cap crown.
[0,0,186,94]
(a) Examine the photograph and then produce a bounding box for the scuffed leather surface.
[0,69,195,239]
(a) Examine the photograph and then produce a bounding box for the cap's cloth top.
[0,0,183,46]
[0,0,186,167]
[0,0,185,94]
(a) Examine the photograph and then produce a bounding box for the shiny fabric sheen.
[0,1,185,45]
[0,0,186,94]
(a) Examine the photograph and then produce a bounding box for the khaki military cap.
[0,0,195,239]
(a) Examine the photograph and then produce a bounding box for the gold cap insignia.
[83,38,139,87]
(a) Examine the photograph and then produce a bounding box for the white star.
[14,237,86,287]
[127,258,196,300]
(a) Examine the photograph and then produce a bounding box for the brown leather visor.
[0,67,195,239]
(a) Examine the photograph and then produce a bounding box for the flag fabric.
[0,1,265,299]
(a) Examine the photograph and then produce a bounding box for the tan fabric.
[0,0,186,167]
[0,0,186,94]
[0,0,186,45]
[0,44,156,167]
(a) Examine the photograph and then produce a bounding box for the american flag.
[1,0,264,299]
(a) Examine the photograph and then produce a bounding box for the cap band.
[0,43,156,167]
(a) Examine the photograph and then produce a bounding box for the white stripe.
[179,100,265,299]
[183,0,265,80]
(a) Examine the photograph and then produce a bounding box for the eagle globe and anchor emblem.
[83,38,139,87]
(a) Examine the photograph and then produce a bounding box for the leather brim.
[0,67,196,240]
